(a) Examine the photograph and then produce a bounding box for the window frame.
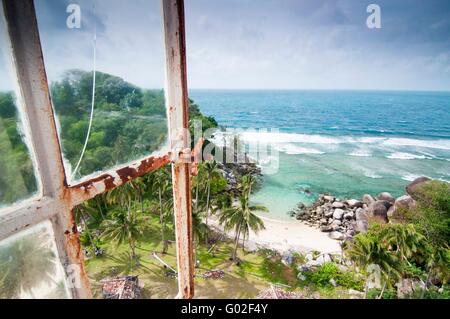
[0,0,195,299]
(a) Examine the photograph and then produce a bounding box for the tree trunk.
[232,227,241,261]
[130,242,136,261]
[161,208,170,254]
[205,183,211,249]
[158,188,163,224]
[193,240,198,268]
[195,182,199,214]
[377,279,387,299]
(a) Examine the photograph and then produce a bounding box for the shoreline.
[210,214,342,255]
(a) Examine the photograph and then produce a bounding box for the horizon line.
[188,88,450,93]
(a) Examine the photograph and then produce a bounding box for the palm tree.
[192,162,206,215]
[151,168,171,226]
[240,174,257,196]
[106,181,138,210]
[203,161,221,248]
[344,229,402,298]
[161,196,174,254]
[100,209,147,262]
[219,194,267,261]
[192,210,208,268]
[0,234,56,298]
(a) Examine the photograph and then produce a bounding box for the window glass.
[35,0,169,183]
[0,221,70,299]
[0,7,39,208]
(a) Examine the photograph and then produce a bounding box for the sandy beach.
[210,215,341,254]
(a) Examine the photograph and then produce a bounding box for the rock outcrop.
[290,178,434,241]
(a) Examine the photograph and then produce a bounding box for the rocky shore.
[291,177,431,242]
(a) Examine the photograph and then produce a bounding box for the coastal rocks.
[333,209,345,220]
[355,209,369,233]
[406,177,431,199]
[362,194,376,206]
[332,201,345,208]
[329,231,345,240]
[377,192,395,204]
[387,195,417,221]
[344,211,354,220]
[367,201,391,223]
[396,278,426,299]
[346,199,363,208]
[294,178,432,241]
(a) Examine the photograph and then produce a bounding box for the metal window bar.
[0,0,194,299]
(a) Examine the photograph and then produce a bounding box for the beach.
[210,215,341,254]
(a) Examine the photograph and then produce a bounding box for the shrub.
[305,262,364,290]
[367,288,397,299]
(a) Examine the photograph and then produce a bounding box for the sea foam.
[387,152,432,160]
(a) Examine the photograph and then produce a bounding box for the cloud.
[1,0,449,91]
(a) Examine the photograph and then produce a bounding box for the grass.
[84,213,361,299]
[84,213,269,299]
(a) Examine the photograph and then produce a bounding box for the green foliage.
[49,70,169,178]
[0,93,37,205]
[304,262,364,290]
[402,285,449,299]
[0,234,57,298]
[406,180,450,248]
[367,288,397,299]
[258,249,295,286]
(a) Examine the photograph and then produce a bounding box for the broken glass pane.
[0,7,39,208]
[0,221,70,299]
[35,0,169,183]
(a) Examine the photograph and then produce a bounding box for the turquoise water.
[189,90,450,220]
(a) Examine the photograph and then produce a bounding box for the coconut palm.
[240,174,257,196]
[100,209,147,262]
[219,194,267,261]
[160,194,174,254]
[381,223,428,263]
[344,230,402,298]
[151,168,171,226]
[192,162,206,215]
[192,210,208,267]
[106,181,138,210]
[0,234,56,298]
[203,161,222,248]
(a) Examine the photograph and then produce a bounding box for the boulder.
[405,177,431,199]
[331,220,342,226]
[377,192,395,204]
[346,229,356,237]
[344,211,354,220]
[329,231,345,240]
[333,209,345,220]
[319,218,328,225]
[362,194,376,205]
[355,220,368,233]
[324,210,334,218]
[387,195,417,220]
[320,226,333,233]
[396,278,426,299]
[367,200,390,223]
[355,208,366,220]
[332,201,345,208]
[346,199,363,208]
[355,209,369,233]
[323,195,335,202]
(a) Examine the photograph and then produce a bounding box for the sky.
[1,0,450,91]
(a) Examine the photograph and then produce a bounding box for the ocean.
[189,90,450,220]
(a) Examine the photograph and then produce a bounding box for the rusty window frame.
[0,0,194,299]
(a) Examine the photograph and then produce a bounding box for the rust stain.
[67,154,170,205]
